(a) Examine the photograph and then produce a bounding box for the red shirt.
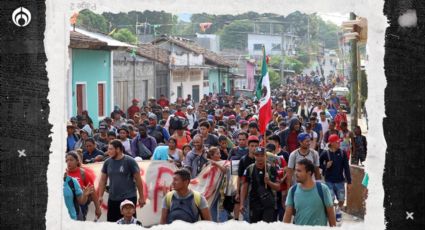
[334,113,347,131]
[67,167,96,188]
[174,111,187,118]
[127,106,140,120]
[287,131,298,153]
[278,157,288,191]
[157,99,169,108]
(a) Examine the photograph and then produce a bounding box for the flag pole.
[262,45,269,189]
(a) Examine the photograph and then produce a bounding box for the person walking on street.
[319,134,352,223]
[98,140,146,222]
[160,169,211,224]
[183,135,209,178]
[284,159,336,226]
[352,126,367,166]
[287,133,321,187]
[240,147,281,223]
[116,200,143,226]
[131,124,157,159]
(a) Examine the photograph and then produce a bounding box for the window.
[192,85,200,103]
[97,82,106,117]
[177,85,183,98]
[271,43,281,51]
[253,44,263,51]
[76,83,87,115]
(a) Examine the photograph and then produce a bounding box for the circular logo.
[12,7,31,27]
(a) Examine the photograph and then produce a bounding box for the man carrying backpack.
[284,159,336,226]
[131,124,157,159]
[147,113,170,144]
[160,169,211,224]
[239,147,281,223]
[319,134,352,222]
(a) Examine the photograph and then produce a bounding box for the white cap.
[120,199,135,210]
[187,105,194,110]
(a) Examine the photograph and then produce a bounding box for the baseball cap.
[66,121,74,127]
[118,126,129,134]
[70,117,78,122]
[132,98,140,103]
[328,134,342,143]
[120,199,135,210]
[148,113,157,120]
[247,135,259,144]
[297,133,311,142]
[187,105,194,110]
[207,115,214,121]
[239,120,248,125]
[255,147,265,154]
[98,123,108,131]
[228,115,236,120]
[265,143,276,152]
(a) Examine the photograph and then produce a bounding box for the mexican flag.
[256,46,272,134]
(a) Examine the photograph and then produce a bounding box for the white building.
[247,33,298,57]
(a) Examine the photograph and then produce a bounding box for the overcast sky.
[177,12,349,26]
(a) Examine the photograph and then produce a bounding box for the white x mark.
[18,149,26,157]
[406,211,414,220]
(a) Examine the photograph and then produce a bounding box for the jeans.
[325,182,346,202]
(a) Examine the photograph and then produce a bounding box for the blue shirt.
[83,148,104,163]
[319,149,352,184]
[152,146,170,160]
[67,135,77,152]
[63,176,82,220]
[312,123,323,135]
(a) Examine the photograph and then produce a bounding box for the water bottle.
[335,206,342,227]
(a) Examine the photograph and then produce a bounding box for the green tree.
[77,9,109,33]
[102,10,176,36]
[219,20,253,50]
[112,28,137,44]
[269,68,281,89]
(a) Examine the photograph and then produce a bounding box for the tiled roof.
[128,44,170,65]
[69,30,108,49]
[152,36,237,68]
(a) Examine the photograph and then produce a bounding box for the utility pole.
[281,31,285,84]
[349,12,358,131]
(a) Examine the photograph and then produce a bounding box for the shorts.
[325,182,345,202]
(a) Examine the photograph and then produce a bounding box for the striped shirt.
[116,217,142,226]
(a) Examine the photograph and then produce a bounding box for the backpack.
[165,190,202,223]
[150,125,164,144]
[68,178,85,221]
[290,182,327,217]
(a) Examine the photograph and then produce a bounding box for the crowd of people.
[63,74,368,227]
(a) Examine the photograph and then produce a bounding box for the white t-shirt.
[319,119,329,135]
[121,139,131,154]
[186,112,196,130]
[288,148,320,184]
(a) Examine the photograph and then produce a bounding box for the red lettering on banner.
[202,166,219,199]
[140,168,148,201]
[152,167,174,213]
